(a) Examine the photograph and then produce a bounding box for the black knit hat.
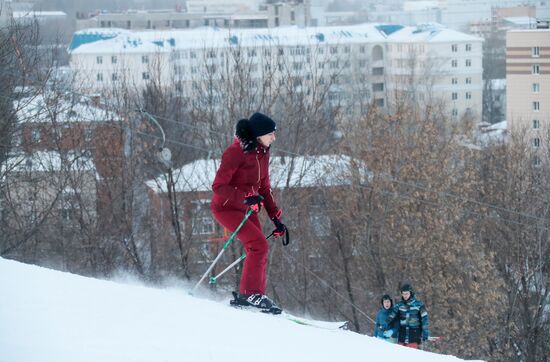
[248,112,276,137]
[400,284,413,293]
[380,294,393,307]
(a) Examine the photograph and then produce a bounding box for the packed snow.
[0,257,483,362]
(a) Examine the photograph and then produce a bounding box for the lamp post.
[136,109,188,278]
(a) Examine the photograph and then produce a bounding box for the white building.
[370,0,550,31]
[68,23,483,120]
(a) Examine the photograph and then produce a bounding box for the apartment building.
[76,2,308,30]
[506,23,550,158]
[68,23,483,120]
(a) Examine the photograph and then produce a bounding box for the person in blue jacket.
[373,294,399,343]
[386,283,429,349]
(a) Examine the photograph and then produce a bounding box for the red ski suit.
[210,138,280,295]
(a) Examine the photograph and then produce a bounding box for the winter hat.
[400,284,414,294]
[248,112,276,138]
[380,294,393,307]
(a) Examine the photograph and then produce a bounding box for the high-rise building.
[506,21,550,158]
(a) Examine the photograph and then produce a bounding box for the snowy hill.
[0,258,482,362]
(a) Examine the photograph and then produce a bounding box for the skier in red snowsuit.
[211,112,287,313]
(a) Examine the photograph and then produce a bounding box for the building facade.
[68,23,483,121]
[506,24,550,160]
[76,2,308,31]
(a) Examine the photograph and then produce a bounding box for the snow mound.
[0,258,482,362]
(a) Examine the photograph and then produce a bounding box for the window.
[330,47,338,54]
[465,59,472,67]
[97,73,103,82]
[466,77,472,84]
[465,43,472,51]
[451,44,458,52]
[452,92,458,100]
[533,101,540,111]
[375,98,384,107]
[330,61,338,69]
[142,55,149,64]
[533,83,540,93]
[452,77,458,84]
[465,92,472,99]
[247,49,256,57]
[532,46,540,57]
[142,72,150,80]
[372,83,384,92]
[359,60,367,67]
[533,119,540,129]
[61,191,78,222]
[533,64,540,74]
[111,73,118,81]
[372,67,384,75]
[111,55,117,64]
[344,46,350,54]
[190,51,197,59]
[84,128,94,142]
[533,138,540,147]
[451,59,458,67]
[310,212,331,237]
[452,108,458,116]
[360,46,366,54]
[192,215,215,235]
[533,155,541,167]
[96,56,103,64]
[31,129,41,142]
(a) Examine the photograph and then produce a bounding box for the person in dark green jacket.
[373,294,399,343]
[386,284,429,349]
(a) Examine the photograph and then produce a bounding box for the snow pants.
[211,208,268,295]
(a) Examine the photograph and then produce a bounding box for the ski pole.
[209,254,246,284]
[208,233,275,285]
[190,208,254,295]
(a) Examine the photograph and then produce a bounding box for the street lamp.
[136,109,172,168]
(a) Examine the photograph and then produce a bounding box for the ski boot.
[230,291,282,315]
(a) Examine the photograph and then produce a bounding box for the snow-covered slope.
[0,258,482,362]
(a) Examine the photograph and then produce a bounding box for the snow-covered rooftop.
[2,151,96,174]
[502,17,538,27]
[69,22,482,55]
[146,154,371,193]
[14,94,120,124]
[12,11,67,18]
[387,23,483,43]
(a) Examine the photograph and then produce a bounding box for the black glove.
[271,215,289,245]
[243,194,263,213]
[271,217,286,236]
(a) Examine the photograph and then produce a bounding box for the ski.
[427,336,442,342]
[229,303,349,331]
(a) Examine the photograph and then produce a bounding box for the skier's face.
[258,132,276,147]
[401,291,411,301]
[383,299,392,309]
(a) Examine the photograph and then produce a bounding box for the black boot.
[230,291,282,315]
